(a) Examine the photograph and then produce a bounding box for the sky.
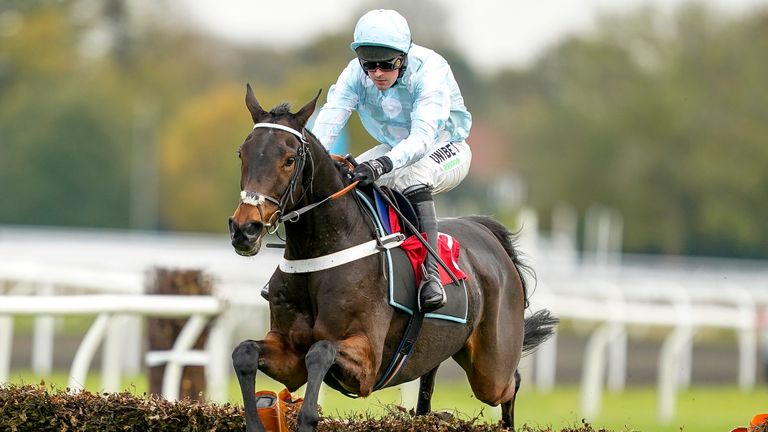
[176,0,768,73]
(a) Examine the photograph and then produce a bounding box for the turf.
[6,370,767,431]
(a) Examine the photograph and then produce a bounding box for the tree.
[157,84,253,232]
[490,4,768,257]
[0,6,131,228]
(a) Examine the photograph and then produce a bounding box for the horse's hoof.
[297,411,319,432]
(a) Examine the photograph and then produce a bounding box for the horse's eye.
[236,149,242,159]
[285,157,296,167]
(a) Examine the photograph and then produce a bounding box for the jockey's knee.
[403,184,433,203]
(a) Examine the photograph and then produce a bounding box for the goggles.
[358,56,404,72]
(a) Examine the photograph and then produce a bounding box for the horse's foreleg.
[416,366,439,415]
[501,369,522,430]
[297,340,338,432]
[232,340,265,432]
[233,333,308,432]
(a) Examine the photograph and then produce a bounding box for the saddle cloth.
[363,188,469,323]
[388,239,469,323]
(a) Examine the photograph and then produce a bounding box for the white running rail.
[1,225,767,421]
[0,294,227,401]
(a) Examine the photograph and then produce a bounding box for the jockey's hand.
[352,156,393,186]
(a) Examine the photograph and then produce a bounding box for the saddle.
[349,185,469,392]
[367,185,420,236]
[355,185,469,322]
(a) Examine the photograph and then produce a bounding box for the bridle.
[239,122,357,234]
[239,122,312,234]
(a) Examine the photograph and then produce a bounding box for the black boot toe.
[419,278,446,312]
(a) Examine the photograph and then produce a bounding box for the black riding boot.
[407,188,446,312]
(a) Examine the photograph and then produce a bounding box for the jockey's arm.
[311,60,360,150]
[385,66,452,170]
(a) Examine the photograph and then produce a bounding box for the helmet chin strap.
[394,53,408,86]
[393,41,411,86]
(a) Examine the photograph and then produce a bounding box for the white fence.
[1,224,767,423]
[0,294,226,400]
[528,270,765,422]
[0,226,276,403]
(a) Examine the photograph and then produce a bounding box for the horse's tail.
[522,309,558,355]
[460,215,534,303]
[460,216,558,354]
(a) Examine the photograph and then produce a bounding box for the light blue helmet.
[350,9,411,55]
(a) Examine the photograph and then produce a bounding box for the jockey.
[311,9,473,312]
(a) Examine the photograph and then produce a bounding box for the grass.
[5,370,767,431]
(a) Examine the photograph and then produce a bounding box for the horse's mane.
[269,103,293,117]
[265,102,349,184]
[265,102,326,154]
[265,102,329,157]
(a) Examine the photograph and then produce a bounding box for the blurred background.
[2,0,768,430]
[1,0,766,255]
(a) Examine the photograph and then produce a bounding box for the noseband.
[240,122,312,233]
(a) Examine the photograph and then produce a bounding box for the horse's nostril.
[228,218,263,243]
[228,217,240,237]
[243,221,263,237]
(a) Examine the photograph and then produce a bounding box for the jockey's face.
[366,67,399,90]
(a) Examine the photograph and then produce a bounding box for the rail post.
[146,268,212,401]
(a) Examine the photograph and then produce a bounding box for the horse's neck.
[284,149,370,258]
[286,197,366,254]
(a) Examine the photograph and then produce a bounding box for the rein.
[239,123,357,233]
[243,124,429,393]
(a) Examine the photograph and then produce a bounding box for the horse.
[228,84,558,432]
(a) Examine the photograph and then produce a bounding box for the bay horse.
[228,84,557,432]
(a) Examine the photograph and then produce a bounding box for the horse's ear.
[245,83,266,123]
[294,89,323,127]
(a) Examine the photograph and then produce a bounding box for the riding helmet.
[350,9,412,56]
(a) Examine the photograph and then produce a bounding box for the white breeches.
[357,140,471,195]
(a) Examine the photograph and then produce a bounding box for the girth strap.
[278,233,405,273]
[373,311,424,391]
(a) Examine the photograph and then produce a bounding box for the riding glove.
[352,156,393,186]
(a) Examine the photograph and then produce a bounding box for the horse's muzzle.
[228,217,264,256]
